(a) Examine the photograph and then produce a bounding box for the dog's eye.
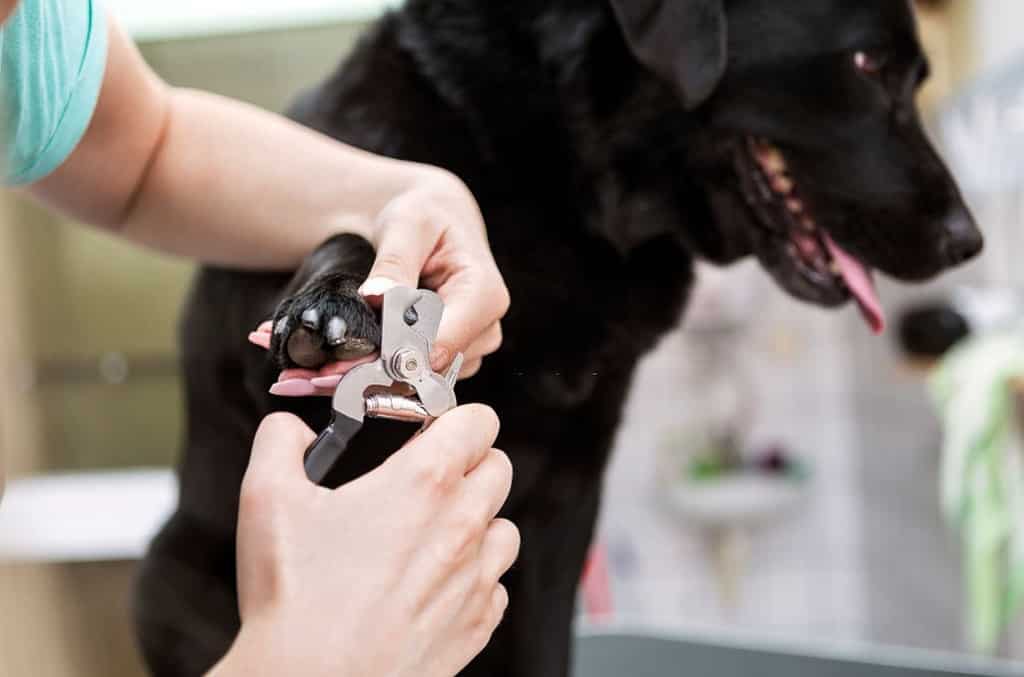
[853,50,887,77]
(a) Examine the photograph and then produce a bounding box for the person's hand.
[211,405,519,677]
[249,167,509,395]
[359,168,508,379]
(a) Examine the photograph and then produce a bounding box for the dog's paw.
[269,275,381,370]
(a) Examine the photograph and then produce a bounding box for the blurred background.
[2,1,1024,675]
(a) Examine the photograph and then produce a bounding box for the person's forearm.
[117,86,427,269]
[28,15,433,270]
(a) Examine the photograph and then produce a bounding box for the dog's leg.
[481,495,602,677]
[135,266,290,677]
[135,512,240,677]
[269,233,381,370]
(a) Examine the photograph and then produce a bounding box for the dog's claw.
[301,308,321,330]
[331,338,376,362]
[325,316,348,346]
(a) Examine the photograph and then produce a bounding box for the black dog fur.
[134,1,982,675]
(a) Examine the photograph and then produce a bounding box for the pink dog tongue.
[823,234,885,334]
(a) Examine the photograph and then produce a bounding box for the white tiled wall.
[592,256,1024,658]
[596,262,871,643]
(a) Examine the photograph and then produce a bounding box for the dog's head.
[611,0,982,331]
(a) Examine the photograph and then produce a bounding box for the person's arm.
[28,13,508,372]
[207,407,518,677]
[27,15,436,270]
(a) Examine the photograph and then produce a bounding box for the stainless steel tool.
[303,286,462,484]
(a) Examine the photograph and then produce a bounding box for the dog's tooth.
[761,147,786,174]
[829,262,841,275]
[786,198,803,214]
[772,175,794,195]
[794,233,819,260]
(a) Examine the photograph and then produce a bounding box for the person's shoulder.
[1,0,108,185]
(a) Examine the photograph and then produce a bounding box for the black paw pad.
[270,279,381,369]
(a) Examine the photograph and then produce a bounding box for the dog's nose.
[939,207,983,265]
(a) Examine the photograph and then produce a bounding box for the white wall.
[973,0,1024,73]
[105,0,398,40]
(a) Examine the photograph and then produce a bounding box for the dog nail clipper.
[303,286,462,484]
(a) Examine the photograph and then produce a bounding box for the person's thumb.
[358,217,437,300]
[244,413,317,490]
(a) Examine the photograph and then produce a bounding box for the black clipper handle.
[303,414,364,485]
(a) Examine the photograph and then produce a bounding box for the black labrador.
[135,1,982,675]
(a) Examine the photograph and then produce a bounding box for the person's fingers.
[358,214,439,300]
[456,583,509,671]
[488,583,510,628]
[431,271,509,372]
[309,375,344,390]
[268,379,338,397]
[248,322,272,350]
[243,413,317,491]
[269,379,321,397]
[448,322,502,380]
[463,322,503,362]
[392,404,500,484]
[268,355,380,397]
[478,518,520,584]
[458,358,483,380]
[278,368,322,381]
[313,355,379,376]
[459,448,513,523]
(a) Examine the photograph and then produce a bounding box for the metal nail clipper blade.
[303,286,463,484]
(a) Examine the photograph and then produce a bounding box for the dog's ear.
[609,0,727,110]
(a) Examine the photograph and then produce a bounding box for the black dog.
[135,1,982,675]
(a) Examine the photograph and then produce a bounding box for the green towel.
[930,326,1024,652]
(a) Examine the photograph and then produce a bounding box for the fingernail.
[310,375,344,389]
[358,277,397,297]
[269,379,317,397]
[279,368,320,381]
[248,332,271,350]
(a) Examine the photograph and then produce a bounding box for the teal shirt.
[0,0,108,185]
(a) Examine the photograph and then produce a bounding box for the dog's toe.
[285,326,328,368]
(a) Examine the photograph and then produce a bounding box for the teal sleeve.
[0,0,108,185]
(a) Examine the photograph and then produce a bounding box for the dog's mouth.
[737,137,885,334]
